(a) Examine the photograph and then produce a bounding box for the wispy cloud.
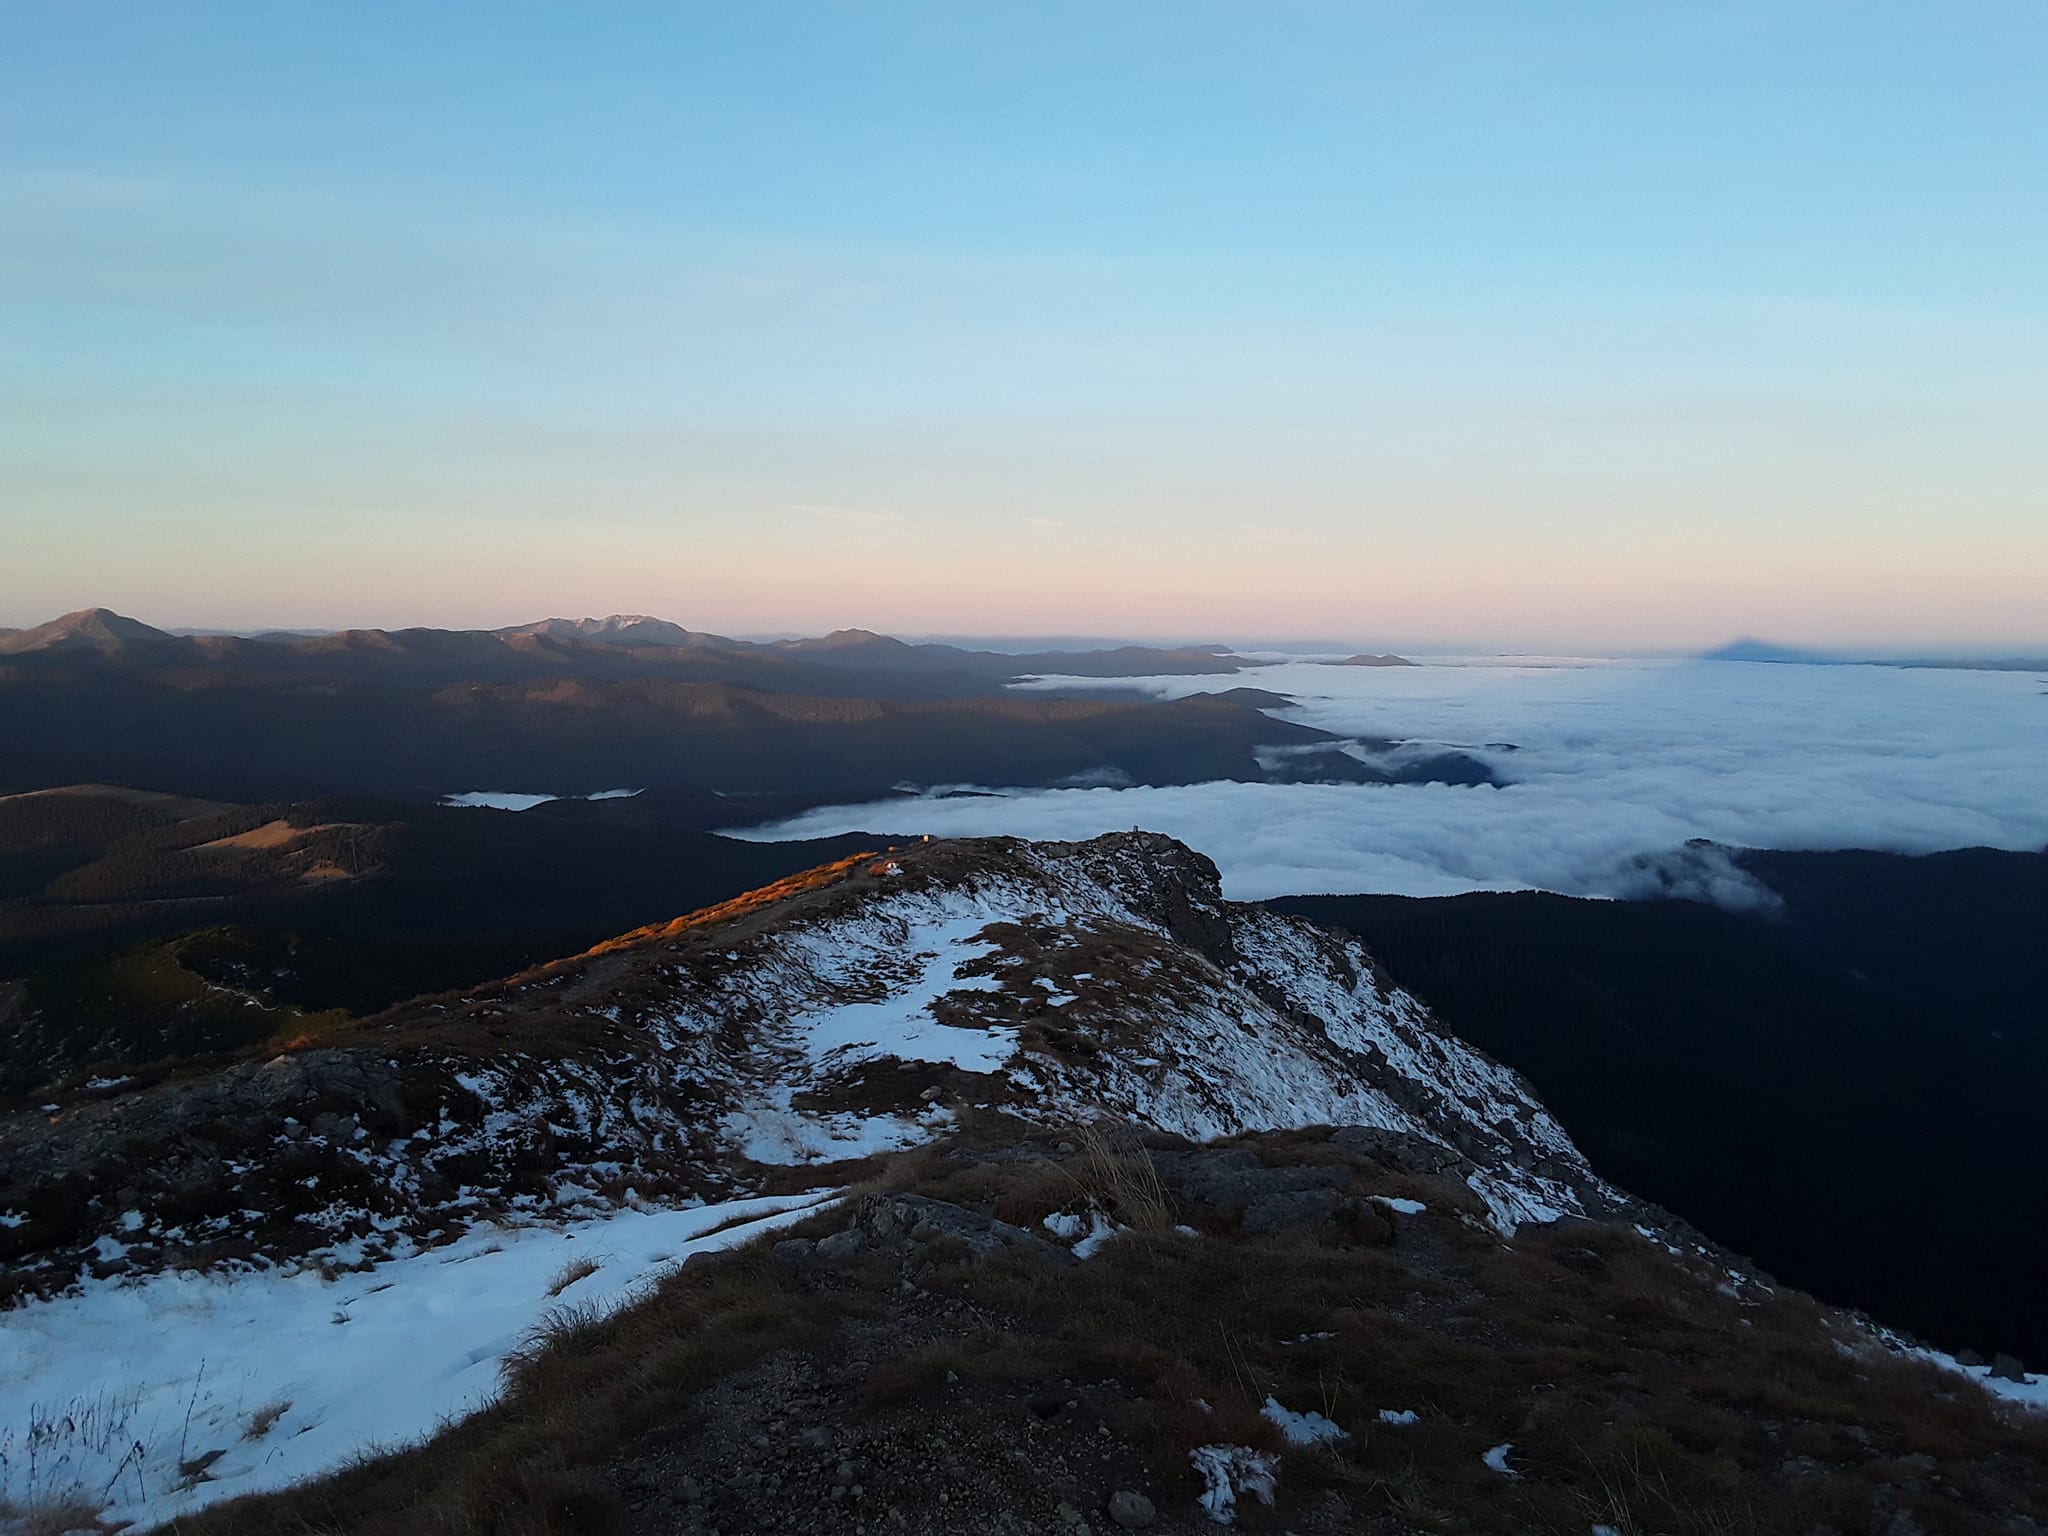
[1021,515,1066,530]
[788,503,906,525]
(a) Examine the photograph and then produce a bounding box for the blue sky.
[4,2,2044,647]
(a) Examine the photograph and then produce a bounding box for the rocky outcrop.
[0,831,1621,1298]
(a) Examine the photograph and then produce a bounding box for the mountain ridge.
[3,832,2044,1534]
[0,830,1620,1300]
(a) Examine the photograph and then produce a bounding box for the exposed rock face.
[0,832,1621,1295]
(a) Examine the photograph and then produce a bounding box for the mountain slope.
[2,834,2041,1534]
[1270,849,2048,1362]
[0,834,1612,1304]
[0,607,171,653]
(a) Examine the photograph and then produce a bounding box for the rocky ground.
[165,1123,2048,1536]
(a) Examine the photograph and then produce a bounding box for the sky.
[4,3,2045,649]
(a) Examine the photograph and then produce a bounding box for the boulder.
[816,1227,867,1263]
[1106,1489,1156,1529]
[857,1193,1075,1265]
[1241,1188,1344,1234]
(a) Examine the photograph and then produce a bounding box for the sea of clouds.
[734,657,2048,904]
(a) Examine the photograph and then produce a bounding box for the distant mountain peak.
[813,627,893,644]
[1700,637,1830,664]
[497,614,728,648]
[0,607,171,653]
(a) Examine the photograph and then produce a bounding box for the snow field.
[0,1191,833,1530]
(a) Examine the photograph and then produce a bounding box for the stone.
[1954,1348,1987,1367]
[771,1237,816,1265]
[1106,1490,1156,1529]
[857,1194,1075,1265]
[1241,1187,1344,1234]
[1329,1124,1466,1174]
[1554,1246,1605,1276]
[816,1227,868,1262]
[1990,1352,2029,1382]
[1333,1198,1395,1245]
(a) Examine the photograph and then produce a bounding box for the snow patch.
[0,1192,832,1529]
[1913,1347,2048,1413]
[1261,1396,1348,1446]
[1188,1443,1277,1524]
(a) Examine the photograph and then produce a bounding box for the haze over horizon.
[7,3,2046,648]
[8,602,2047,662]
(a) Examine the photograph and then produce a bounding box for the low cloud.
[733,658,2048,903]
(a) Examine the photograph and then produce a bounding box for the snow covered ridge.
[0,831,1610,1301]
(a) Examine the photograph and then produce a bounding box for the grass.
[240,1401,292,1443]
[857,1137,2048,1536]
[0,1495,118,1534]
[156,1128,2048,1536]
[1060,1118,1176,1230]
[541,1256,601,1298]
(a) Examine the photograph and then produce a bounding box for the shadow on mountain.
[1270,845,2048,1362]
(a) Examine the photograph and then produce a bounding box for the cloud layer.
[734,658,2048,901]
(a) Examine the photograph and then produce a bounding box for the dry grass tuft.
[542,1255,602,1298]
[1062,1119,1175,1230]
[240,1399,292,1442]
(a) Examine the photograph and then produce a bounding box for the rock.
[771,1237,816,1265]
[816,1228,867,1263]
[1990,1352,2029,1382]
[1241,1187,1344,1234]
[1955,1348,1987,1367]
[1106,1489,1156,1529]
[1163,1156,1349,1218]
[857,1194,1075,1265]
[1329,1124,1467,1174]
[1333,1198,1395,1245]
[1554,1247,1605,1276]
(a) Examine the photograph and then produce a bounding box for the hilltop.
[1,833,2042,1534]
